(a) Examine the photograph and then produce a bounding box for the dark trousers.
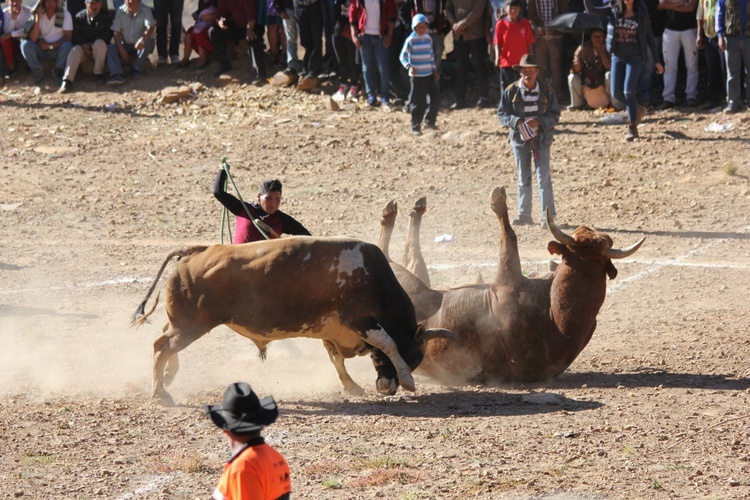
[453,36,488,102]
[295,1,324,76]
[333,34,360,86]
[154,0,183,58]
[209,23,267,78]
[410,74,439,128]
[500,67,520,89]
[704,37,726,104]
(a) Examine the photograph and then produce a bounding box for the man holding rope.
[213,168,311,244]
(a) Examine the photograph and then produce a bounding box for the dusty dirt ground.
[1,61,750,499]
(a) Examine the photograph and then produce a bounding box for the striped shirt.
[522,82,540,120]
[399,32,436,77]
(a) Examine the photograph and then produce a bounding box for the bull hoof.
[411,196,427,214]
[152,391,175,407]
[382,200,397,218]
[376,377,399,395]
[490,186,507,208]
[343,383,365,396]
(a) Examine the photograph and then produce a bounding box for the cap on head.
[204,382,279,434]
[412,13,429,30]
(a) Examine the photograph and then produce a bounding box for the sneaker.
[106,74,125,86]
[58,79,73,94]
[381,99,392,112]
[366,96,378,108]
[170,55,180,64]
[412,127,422,136]
[333,84,348,102]
[511,215,534,226]
[723,101,742,114]
[95,73,106,86]
[423,121,438,130]
[157,56,168,65]
[345,85,358,100]
[297,75,319,90]
[700,100,721,111]
[252,76,268,87]
[656,100,674,111]
[625,124,639,141]
[685,98,700,107]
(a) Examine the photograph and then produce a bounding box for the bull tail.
[130,246,208,328]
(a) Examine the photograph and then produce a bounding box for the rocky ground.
[1,60,749,499]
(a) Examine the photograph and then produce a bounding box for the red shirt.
[493,17,535,68]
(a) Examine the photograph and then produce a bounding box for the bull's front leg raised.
[322,340,365,395]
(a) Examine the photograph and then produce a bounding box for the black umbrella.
[547,12,605,44]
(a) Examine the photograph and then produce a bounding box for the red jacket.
[349,0,397,37]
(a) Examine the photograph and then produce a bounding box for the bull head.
[546,209,645,259]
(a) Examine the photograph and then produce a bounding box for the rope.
[219,157,272,243]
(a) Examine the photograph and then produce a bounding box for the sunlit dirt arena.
[1,67,749,498]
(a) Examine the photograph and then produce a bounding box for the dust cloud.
[0,280,375,403]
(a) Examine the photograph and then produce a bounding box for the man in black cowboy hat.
[497,53,561,230]
[205,382,292,500]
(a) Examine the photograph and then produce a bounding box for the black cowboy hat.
[513,54,542,72]
[205,382,279,433]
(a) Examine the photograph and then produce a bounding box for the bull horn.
[423,328,462,343]
[603,237,646,259]
[546,208,575,246]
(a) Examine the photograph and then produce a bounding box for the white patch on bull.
[332,243,369,287]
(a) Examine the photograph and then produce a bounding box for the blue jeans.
[512,141,556,219]
[611,53,642,124]
[20,40,73,77]
[359,34,390,101]
[283,8,303,73]
[106,39,155,76]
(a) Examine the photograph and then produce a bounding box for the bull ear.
[414,324,425,343]
[548,241,565,256]
[606,261,618,280]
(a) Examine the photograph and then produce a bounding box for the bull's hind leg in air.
[322,340,365,396]
[377,200,398,260]
[152,323,209,406]
[404,196,430,286]
[490,186,524,285]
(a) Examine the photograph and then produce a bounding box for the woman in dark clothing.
[607,0,663,141]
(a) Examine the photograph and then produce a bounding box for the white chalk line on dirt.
[114,473,179,500]
[0,277,152,296]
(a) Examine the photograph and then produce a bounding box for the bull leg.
[322,340,365,395]
[490,186,524,284]
[377,200,398,260]
[403,196,431,286]
[152,324,208,406]
[363,327,416,394]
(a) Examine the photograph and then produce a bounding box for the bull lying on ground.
[132,237,456,405]
[379,188,645,384]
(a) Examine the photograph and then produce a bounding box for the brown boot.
[625,124,639,141]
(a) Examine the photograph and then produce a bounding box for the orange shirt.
[212,439,291,500]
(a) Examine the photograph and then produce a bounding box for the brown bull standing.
[380,187,645,385]
[132,237,456,405]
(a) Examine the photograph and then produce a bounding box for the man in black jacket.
[59,0,112,92]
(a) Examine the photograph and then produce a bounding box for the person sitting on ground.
[209,0,268,85]
[105,0,154,85]
[1,0,33,80]
[213,169,311,244]
[59,0,112,93]
[20,0,74,85]
[177,0,216,68]
[567,27,616,109]
[205,382,292,500]
[493,0,535,89]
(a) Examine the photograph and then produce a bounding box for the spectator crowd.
[1,0,747,115]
